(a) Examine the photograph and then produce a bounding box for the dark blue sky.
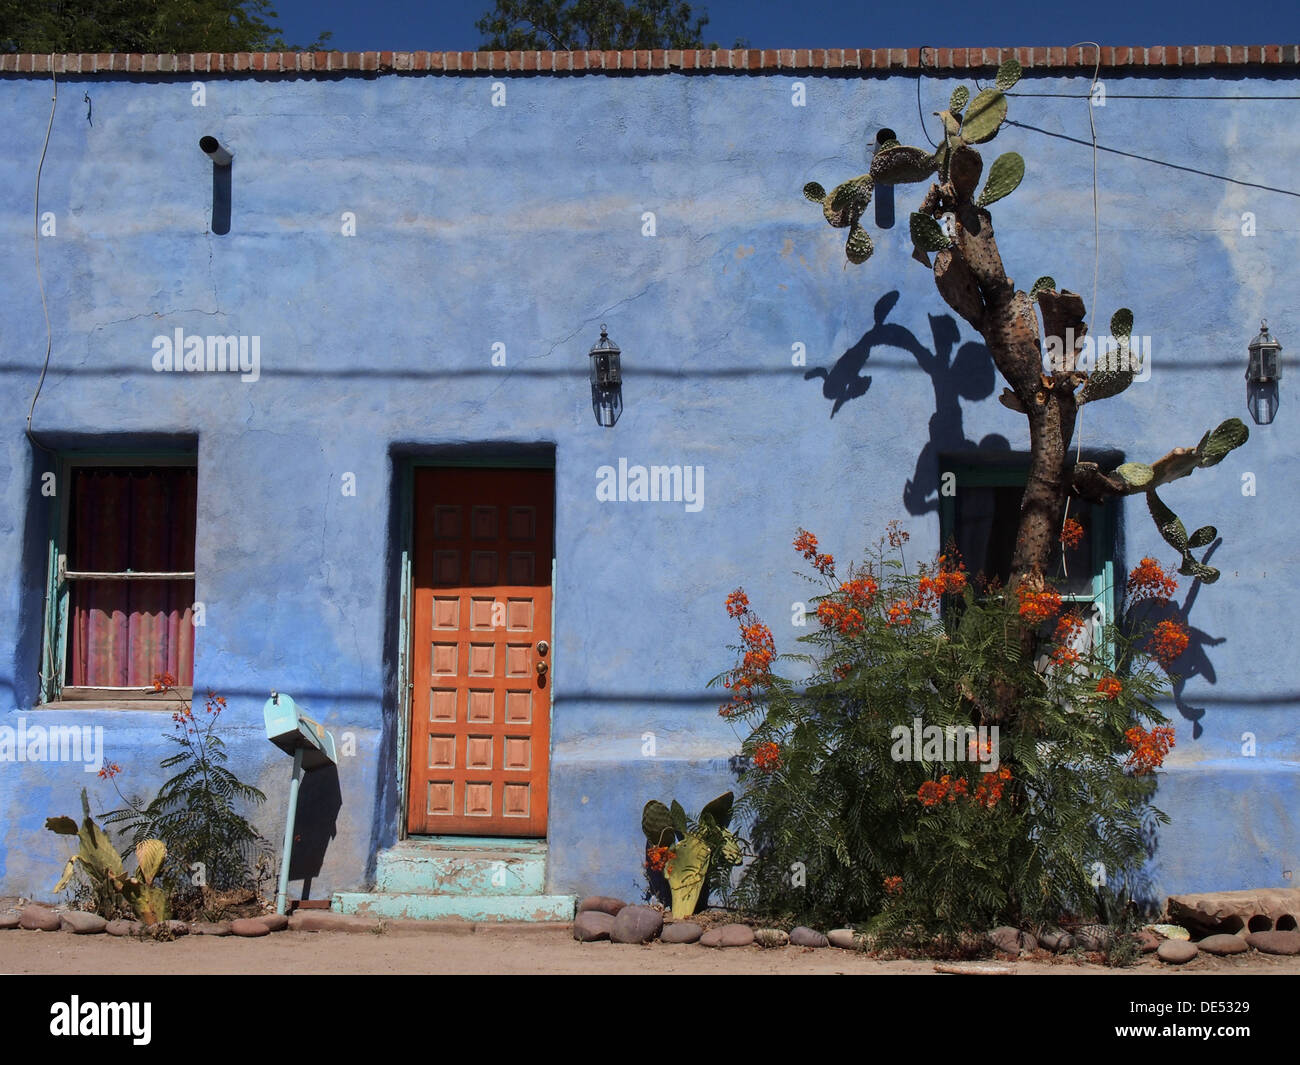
[273,0,1298,52]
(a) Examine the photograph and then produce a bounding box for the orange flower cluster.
[721,591,776,718]
[204,691,227,716]
[752,741,782,771]
[1127,557,1178,602]
[840,576,879,607]
[151,672,177,692]
[883,875,903,895]
[1051,610,1086,667]
[794,528,834,576]
[1060,518,1085,550]
[832,662,853,680]
[646,845,675,872]
[96,762,123,780]
[725,588,750,618]
[816,599,865,636]
[973,766,1013,808]
[1095,675,1123,700]
[1016,584,1063,626]
[885,600,914,627]
[917,774,969,806]
[1149,619,1190,666]
[916,556,968,609]
[1124,725,1175,775]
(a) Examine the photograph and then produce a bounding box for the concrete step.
[375,840,548,896]
[333,891,576,923]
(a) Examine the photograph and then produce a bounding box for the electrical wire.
[916,45,938,148]
[26,62,57,455]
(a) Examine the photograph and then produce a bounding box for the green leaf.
[669,799,689,836]
[641,800,675,845]
[45,816,78,835]
[699,791,734,831]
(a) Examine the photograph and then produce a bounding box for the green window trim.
[39,450,198,706]
[939,460,1117,672]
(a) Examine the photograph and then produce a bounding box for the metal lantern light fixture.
[1246,319,1282,426]
[588,323,623,427]
[1247,320,1282,384]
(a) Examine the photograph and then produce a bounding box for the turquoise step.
[333,891,576,923]
[375,840,547,896]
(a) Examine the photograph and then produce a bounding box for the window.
[42,456,197,704]
[939,459,1116,666]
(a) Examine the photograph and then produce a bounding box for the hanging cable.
[916,45,938,148]
[26,61,57,455]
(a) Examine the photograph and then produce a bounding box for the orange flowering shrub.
[715,522,1181,941]
[645,844,675,872]
[1059,518,1085,550]
[1127,557,1179,603]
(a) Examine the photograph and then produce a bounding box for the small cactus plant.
[640,792,741,918]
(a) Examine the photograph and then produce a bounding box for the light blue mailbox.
[263,692,337,915]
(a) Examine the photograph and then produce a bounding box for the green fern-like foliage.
[102,691,271,893]
[712,528,1176,944]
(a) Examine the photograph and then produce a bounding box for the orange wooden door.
[408,468,554,836]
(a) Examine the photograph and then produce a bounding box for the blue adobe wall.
[0,64,1296,906]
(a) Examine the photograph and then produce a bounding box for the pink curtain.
[67,468,196,687]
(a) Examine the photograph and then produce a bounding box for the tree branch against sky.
[475,0,717,51]
[0,0,331,53]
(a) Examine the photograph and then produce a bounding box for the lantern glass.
[1247,320,1282,383]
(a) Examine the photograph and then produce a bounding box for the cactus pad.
[822,176,872,227]
[803,181,826,203]
[1196,417,1249,467]
[949,85,970,111]
[1110,308,1134,339]
[1188,525,1217,548]
[1029,276,1056,301]
[1115,462,1154,489]
[960,88,1007,143]
[870,144,938,185]
[910,212,951,251]
[977,151,1024,206]
[995,57,1023,90]
[949,145,984,200]
[845,224,874,264]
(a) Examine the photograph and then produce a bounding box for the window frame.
[39,451,198,709]
[938,459,1117,671]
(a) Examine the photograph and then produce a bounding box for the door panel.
[408,468,553,836]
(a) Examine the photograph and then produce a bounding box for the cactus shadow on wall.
[803,290,1007,514]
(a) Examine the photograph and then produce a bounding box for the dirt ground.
[4,924,1300,975]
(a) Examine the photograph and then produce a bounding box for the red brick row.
[0,45,1295,76]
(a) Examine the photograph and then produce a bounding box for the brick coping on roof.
[0,44,1297,76]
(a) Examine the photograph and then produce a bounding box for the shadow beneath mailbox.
[285,764,342,902]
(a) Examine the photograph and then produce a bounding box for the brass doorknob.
[536,661,548,676]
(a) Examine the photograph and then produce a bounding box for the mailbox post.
[263,692,338,915]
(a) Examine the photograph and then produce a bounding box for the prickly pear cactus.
[977,151,1024,206]
[910,212,951,252]
[949,84,970,112]
[960,88,1007,143]
[845,224,874,264]
[869,145,937,186]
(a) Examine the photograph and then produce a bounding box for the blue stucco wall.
[1,63,1295,906]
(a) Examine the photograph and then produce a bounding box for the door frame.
[395,452,557,841]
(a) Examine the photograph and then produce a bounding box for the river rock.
[105,920,143,936]
[1137,930,1161,953]
[578,896,628,917]
[660,921,702,944]
[827,928,859,950]
[0,911,23,930]
[1244,930,1300,956]
[230,918,271,938]
[60,912,107,934]
[259,914,289,932]
[717,924,754,947]
[573,911,615,942]
[790,926,828,947]
[191,921,232,936]
[610,905,663,944]
[988,926,1036,954]
[1075,924,1112,952]
[1157,939,1199,964]
[754,928,789,948]
[19,906,62,931]
[1197,934,1248,956]
[1038,930,1075,954]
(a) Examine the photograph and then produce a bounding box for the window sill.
[37,688,191,711]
